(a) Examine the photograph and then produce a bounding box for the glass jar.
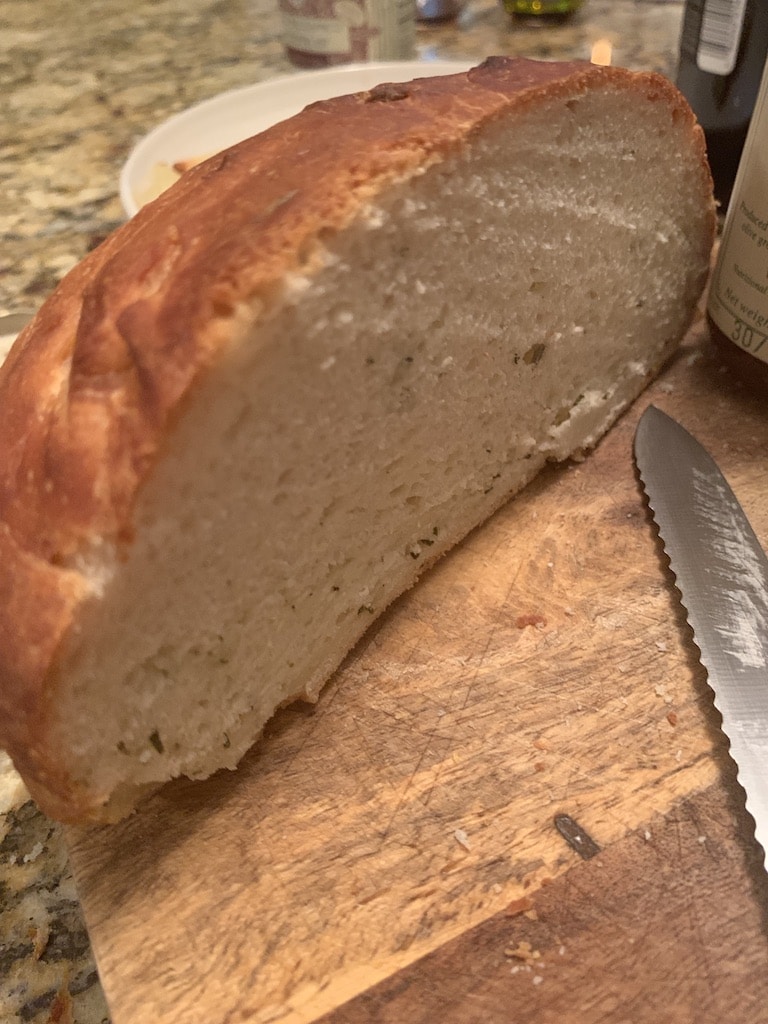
[279,0,416,69]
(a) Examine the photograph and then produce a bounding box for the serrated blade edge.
[634,405,768,867]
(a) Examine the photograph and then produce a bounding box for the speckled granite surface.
[1,1,685,1021]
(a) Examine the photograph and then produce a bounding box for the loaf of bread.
[0,57,715,824]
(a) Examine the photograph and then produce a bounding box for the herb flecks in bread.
[0,58,715,823]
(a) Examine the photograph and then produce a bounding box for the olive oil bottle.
[676,0,768,209]
[502,0,583,16]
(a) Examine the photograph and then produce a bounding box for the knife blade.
[634,404,768,867]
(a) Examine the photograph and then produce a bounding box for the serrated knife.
[634,404,768,868]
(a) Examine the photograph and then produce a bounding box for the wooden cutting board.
[67,316,768,1024]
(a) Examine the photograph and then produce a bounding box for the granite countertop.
[1,1,685,1021]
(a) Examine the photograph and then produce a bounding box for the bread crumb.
[655,640,668,652]
[505,941,541,964]
[506,896,534,917]
[453,828,471,851]
[666,710,678,726]
[533,975,544,986]
[697,835,707,844]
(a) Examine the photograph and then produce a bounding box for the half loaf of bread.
[0,57,715,823]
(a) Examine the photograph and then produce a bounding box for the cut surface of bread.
[0,57,715,823]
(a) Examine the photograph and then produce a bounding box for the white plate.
[120,60,475,217]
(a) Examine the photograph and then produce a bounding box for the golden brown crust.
[0,58,715,822]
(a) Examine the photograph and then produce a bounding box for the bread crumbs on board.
[505,940,541,964]
[506,896,535,917]
[453,828,471,851]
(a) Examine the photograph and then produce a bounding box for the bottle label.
[281,12,351,55]
[709,58,768,366]
[279,1,415,60]
[366,0,415,60]
[692,0,748,76]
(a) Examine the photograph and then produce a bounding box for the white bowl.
[119,60,475,217]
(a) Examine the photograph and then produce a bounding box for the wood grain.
[67,318,768,1024]
[317,784,768,1024]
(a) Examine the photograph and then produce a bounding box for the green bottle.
[502,0,584,15]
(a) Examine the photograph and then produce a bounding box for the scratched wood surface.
[68,316,768,1024]
[318,785,768,1024]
